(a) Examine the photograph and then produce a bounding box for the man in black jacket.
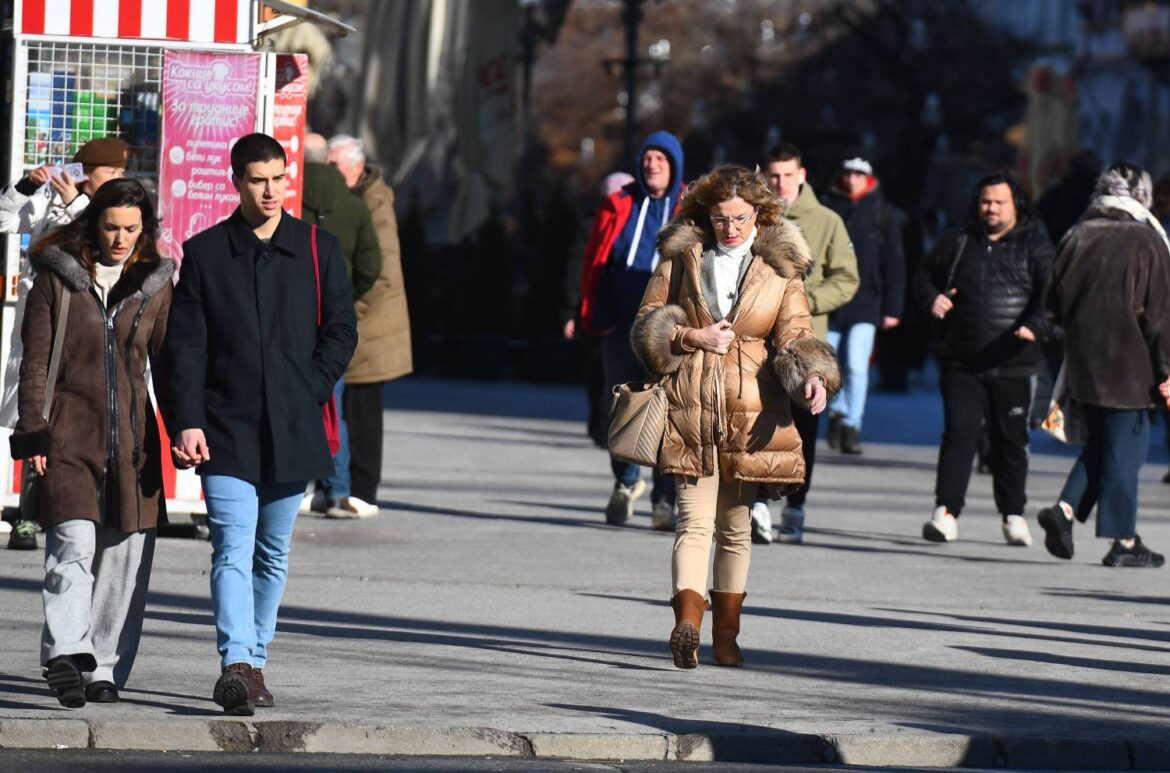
[914,172,1053,547]
[164,134,357,716]
[823,156,905,455]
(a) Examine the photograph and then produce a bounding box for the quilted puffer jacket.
[913,216,1053,374]
[630,221,841,491]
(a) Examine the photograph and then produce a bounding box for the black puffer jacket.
[823,182,905,327]
[913,216,1054,374]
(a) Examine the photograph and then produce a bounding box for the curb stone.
[1,721,1166,768]
[526,732,668,761]
[0,719,88,749]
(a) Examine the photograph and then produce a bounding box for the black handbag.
[19,286,71,522]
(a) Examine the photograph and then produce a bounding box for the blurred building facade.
[977,0,1170,188]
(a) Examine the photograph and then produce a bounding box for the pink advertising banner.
[273,54,309,218]
[158,50,261,262]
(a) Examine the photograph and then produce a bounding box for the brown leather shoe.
[213,663,255,716]
[251,667,274,708]
[669,589,708,669]
[710,590,746,667]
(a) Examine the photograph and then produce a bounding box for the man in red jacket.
[578,131,683,529]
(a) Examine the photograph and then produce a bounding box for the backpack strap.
[310,224,321,328]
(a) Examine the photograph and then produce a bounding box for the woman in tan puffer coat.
[631,165,840,669]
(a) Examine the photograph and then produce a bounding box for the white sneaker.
[777,505,805,544]
[750,501,773,544]
[651,500,677,531]
[922,506,958,543]
[1002,514,1033,547]
[299,490,326,515]
[325,496,379,519]
[605,479,646,525]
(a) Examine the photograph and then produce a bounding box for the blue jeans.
[826,322,876,429]
[321,378,350,499]
[1058,406,1148,539]
[203,476,306,669]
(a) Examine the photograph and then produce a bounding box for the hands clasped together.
[683,320,828,415]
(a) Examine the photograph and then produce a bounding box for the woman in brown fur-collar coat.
[630,165,840,669]
[9,179,172,707]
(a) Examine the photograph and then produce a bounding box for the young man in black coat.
[914,172,1053,548]
[164,134,357,715]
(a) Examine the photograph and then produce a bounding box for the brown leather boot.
[669,589,708,669]
[250,667,274,707]
[709,590,746,667]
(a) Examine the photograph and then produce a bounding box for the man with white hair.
[325,134,413,512]
[1039,162,1170,568]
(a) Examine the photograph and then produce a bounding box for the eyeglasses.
[710,210,757,229]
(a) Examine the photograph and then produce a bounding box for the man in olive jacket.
[327,134,413,511]
[164,134,357,716]
[750,143,859,544]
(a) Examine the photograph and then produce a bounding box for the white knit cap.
[842,157,873,175]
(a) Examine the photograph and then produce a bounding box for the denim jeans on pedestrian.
[203,476,306,669]
[1058,406,1148,539]
[321,378,350,499]
[826,322,876,429]
[600,325,676,506]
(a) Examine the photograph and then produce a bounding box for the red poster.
[273,54,309,218]
[158,50,262,262]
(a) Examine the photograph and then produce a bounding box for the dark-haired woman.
[10,178,173,707]
[631,165,840,668]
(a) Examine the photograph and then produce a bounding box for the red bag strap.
[310,223,321,327]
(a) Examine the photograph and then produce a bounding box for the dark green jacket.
[300,162,381,299]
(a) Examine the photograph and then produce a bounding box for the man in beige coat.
[326,135,413,509]
[750,143,859,544]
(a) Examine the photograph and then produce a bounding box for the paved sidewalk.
[1,379,1168,768]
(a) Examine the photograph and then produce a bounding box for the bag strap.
[43,286,70,421]
[944,233,969,292]
[310,223,322,328]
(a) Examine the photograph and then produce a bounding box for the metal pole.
[623,0,643,166]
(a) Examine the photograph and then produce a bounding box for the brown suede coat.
[347,167,413,384]
[631,221,840,489]
[10,247,173,531]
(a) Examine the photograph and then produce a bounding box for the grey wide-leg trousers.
[42,520,155,687]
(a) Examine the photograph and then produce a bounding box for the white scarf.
[1095,194,1170,255]
[713,226,757,317]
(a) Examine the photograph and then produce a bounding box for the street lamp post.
[602,0,666,166]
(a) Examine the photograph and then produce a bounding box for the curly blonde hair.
[674,164,782,242]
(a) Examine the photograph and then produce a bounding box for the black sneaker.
[840,424,863,455]
[7,518,38,550]
[44,656,86,708]
[1102,536,1165,568]
[1037,505,1074,559]
[826,411,843,450]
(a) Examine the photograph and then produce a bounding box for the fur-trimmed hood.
[31,245,175,299]
[656,220,813,279]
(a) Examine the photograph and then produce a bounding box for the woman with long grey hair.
[1039,162,1170,568]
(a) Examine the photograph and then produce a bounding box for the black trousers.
[935,367,1031,517]
[343,381,385,503]
[786,404,821,508]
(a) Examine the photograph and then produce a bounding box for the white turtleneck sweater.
[93,261,124,307]
[713,226,756,318]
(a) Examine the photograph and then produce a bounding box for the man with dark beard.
[914,173,1053,547]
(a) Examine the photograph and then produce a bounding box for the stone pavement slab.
[1,379,1168,768]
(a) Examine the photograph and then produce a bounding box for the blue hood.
[634,130,684,202]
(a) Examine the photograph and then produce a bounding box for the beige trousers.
[672,463,754,596]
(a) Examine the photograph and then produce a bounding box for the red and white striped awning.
[16,0,255,44]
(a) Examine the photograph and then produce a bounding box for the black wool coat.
[1048,206,1170,409]
[822,185,905,328]
[162,210,358,484]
